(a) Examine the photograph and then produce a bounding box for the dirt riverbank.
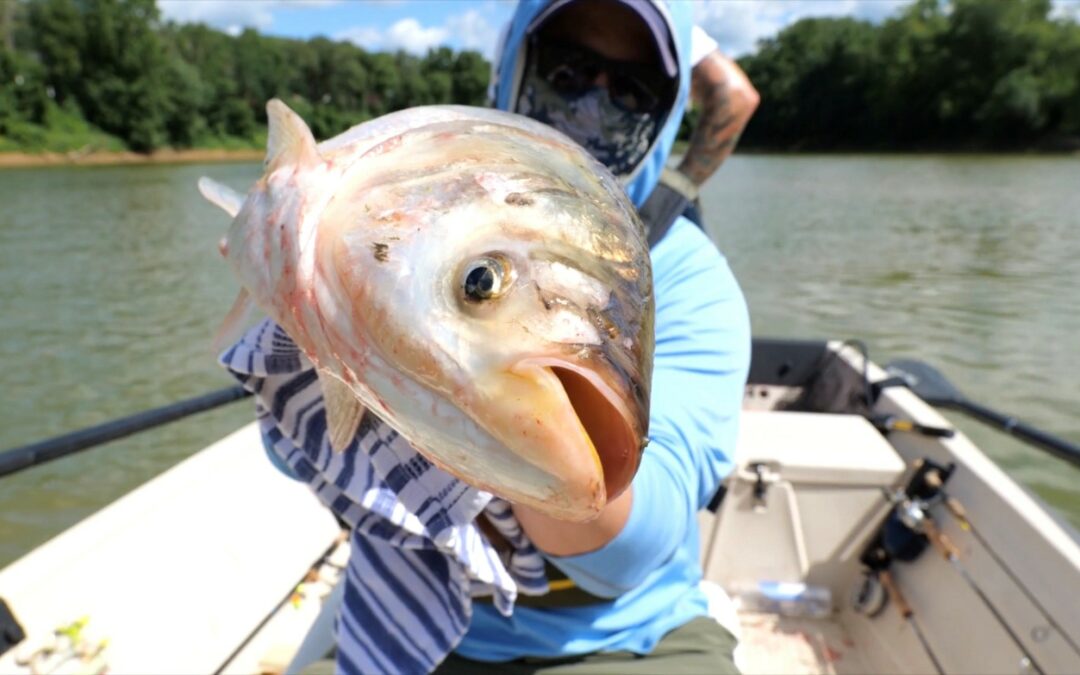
[0,148,263,168]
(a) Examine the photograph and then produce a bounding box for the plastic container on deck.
[728,581,832,618]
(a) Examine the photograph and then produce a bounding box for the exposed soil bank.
[0,148,262,169]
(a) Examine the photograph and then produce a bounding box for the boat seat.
[703,411,905,594]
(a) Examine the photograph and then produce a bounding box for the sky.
[157,0,1080,59]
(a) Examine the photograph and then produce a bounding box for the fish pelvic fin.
[317,369,365,452]
[197,177,244,218]
[265,99,321,174]
[213,288,255,356]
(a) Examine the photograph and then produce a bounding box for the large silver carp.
[199,100,653,521]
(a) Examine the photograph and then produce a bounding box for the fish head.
[205,101,654,522]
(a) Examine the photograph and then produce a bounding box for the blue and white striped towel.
[220,319,551,674]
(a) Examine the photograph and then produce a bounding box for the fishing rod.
[885,359,1080,470]
[0,385,252,479]
[856,459,1047,675]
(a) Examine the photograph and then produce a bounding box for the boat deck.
[736,613,869,675]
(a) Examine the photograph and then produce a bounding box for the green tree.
[26,0,84,107]
[162,57,205,147]
[451,50,490,105]
[424,47,455,104]
[394,50,431,108]
[870,0,950,144]
[364,51,400,117]
[1,0,18,52]
[737,0,1080,150]
[939,0,1053,141]
[69,0,175,151]
[232,29,290,123]
[740,18,880,148]
[293,38,371,137]
[1042,19,1080,137]
[166,22,244,138]
[0,49,48,130]
[23,0,1078,154]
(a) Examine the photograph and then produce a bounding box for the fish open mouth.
[547,364,640,502]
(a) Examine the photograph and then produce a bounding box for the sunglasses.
[531,39,673,115]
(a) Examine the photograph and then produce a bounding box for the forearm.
[677,51,760,186]
[511,485,633,556]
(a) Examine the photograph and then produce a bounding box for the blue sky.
[158,0,1080,59]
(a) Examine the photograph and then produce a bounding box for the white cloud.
[1051,0,1080,21]
[159,0,275,31]
[337,25,385,48]
[697,0,1079,56]
[694,0,911,57]
[339,17,447,54]
[338,9,497,57]
[387,17,449,53]
[158,0,341,33]
[446,10,496,56]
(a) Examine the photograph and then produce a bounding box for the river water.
[1,156,1078,567]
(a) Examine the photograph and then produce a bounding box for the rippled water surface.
[1,156,1078,567]
[704,155,1080,526]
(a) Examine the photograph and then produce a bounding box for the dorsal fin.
[265,99,321,173]
[197,177,244,217]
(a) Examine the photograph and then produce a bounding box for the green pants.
[302,616,738,675]
[432,617,739,675]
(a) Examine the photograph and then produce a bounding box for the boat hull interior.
[1,340,1077,674]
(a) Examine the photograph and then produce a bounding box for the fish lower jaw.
[511,358,642,509]
[548,365,639,505]
[450,464,606,524]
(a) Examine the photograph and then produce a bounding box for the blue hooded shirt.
[457,0,752,661]
[491,0,694,209]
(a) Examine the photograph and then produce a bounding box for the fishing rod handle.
[878,569,912,619]
[0,385,252,479]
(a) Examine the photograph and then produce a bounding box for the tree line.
[735,0,1080,151]
[2,0,1080,154]
[0,0,489,152]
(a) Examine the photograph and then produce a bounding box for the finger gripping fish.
[199,100,654,522]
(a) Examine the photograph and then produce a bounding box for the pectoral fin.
[213,288,254,355]
[318,369,365,452]
[197,177,244,217]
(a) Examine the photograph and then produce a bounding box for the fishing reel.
[880,458,965,562]
[852,458,964,617]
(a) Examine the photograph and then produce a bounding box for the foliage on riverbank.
[0,0,488,154]
[0,99,126,153]
[3,0,1080,155]
[736,0,1080,151]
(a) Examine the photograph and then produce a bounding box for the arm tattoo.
[677,52,758,186]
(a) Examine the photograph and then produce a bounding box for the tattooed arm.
[676,50,760,186]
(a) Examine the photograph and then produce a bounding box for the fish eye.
[462,255,513,303]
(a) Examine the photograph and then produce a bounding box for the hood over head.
[492,0,693,208]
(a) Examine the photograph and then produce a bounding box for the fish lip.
[515,357,643,504]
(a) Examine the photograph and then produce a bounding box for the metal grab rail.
[0,385,252,479]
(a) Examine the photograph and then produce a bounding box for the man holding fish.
[202,0,757,672]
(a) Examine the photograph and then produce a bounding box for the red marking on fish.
[361,133,405,158]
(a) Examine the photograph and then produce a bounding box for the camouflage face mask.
[517,63,658,178]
